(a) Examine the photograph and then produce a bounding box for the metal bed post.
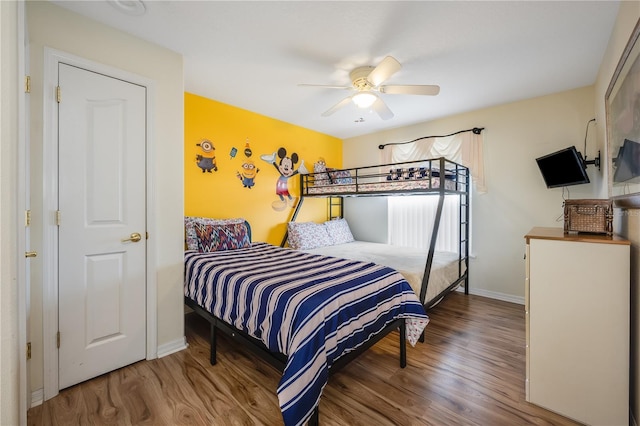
[419,157,446,304]
[308,408,319,426]
[460,166,470,294]
[280,174,306,247]
[210,322,217,365]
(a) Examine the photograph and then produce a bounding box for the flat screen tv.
[613,138,640,183]
[535,146,590,188]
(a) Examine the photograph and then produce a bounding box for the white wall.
[595,2,640,422]
[344,86,599,302]
[1,1,20,424]
[344,197,388,242]
[26,1,184,395]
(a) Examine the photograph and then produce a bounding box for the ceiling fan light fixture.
[303,56,439,120]
[108,0,147,16]
[352,92,377,108]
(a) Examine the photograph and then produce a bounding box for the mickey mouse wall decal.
[261,147,308,211]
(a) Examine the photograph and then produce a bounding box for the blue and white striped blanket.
[184,242,429,426]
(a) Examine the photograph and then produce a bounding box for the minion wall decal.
[243,140,253,157]
[236,141,259,189]
[195,139,218,173]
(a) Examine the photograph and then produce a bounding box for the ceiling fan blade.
[321,96,353,117]
[367,56,402,87]
[379,84,440,96]
[298,83,352,90]
[372,97,394,120]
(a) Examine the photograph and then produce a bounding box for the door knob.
[121,232,142,243]
[25,251,37,258]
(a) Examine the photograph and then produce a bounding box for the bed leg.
[418,329,425,344]
[308,407,319,426]
[210,322,217,365]
[400,319,407,368]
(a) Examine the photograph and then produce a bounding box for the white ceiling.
[50,0,620,140]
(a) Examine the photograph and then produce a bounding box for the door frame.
[16,0,29,420]
[41,48,157,400]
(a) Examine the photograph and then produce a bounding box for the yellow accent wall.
[185,92,343,245]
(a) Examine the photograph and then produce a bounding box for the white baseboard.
[456,286,525,305]
[30,388,43,408]
[157,336,188,358]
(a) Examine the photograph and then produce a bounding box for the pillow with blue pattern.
[194,222,251,252]
[184,216,245,251]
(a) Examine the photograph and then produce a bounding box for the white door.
[57,63,147,389]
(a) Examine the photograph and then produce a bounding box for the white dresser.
[524,227,630,426]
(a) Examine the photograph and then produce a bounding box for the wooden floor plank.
[28,293,581,425]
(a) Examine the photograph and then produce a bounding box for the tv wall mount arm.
[584,151,601,171]
[582,119,600,170]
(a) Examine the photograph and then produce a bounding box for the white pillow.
[324,218,355,245]
[288,221,333,250]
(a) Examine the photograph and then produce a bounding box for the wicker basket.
[563,199,613,235]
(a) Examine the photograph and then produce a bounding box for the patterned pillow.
[287,221,333,250]
[328,168,353,184]
[387,168,402,181]
[194,222,251,252]
[324,218,355,245]
[185,216,245,250]
[313,161,331,186]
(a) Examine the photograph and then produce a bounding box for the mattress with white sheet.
[301,240,465,305]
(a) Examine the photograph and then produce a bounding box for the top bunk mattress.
[300,240,465,305]
[306,177,459,195]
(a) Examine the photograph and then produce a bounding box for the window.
[381,129,481,254]
[388,195,461,253]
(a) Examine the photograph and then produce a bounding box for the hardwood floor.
[28,293,581,425]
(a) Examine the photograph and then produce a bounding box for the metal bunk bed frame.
[281,156,470,310]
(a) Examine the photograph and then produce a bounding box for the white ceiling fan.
[299,56,440,120]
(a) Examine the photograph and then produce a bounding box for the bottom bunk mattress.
[301,241,466,305]
[184,242,429,426]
